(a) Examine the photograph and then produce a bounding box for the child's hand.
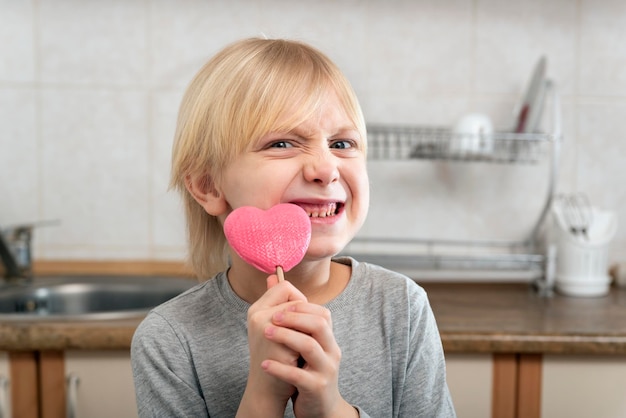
[262,300,359,418]
[238,275,308,416]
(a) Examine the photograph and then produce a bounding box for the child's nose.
[303,150,339,185]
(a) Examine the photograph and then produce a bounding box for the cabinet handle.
[0,376,9,418]
[66,374,80,418]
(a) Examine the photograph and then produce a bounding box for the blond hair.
[171,38,366,279]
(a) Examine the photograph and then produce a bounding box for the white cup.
[452,113,494,157]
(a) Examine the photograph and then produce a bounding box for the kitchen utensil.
[559,193,592,240]
[224,203,311,281]
[514,56,547,133]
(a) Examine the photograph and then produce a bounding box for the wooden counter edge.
[5,324,626,354]
[442,332,626,355]
[0,321,139,351]
[32,259,194,277]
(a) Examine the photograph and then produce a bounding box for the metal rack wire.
[366,125,549,164]
[344,81,562,288]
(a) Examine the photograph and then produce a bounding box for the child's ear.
[185,174,228,216]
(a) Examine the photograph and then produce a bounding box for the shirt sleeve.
[400,286,457,417]
[131,311,210,418]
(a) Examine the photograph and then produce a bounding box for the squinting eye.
[270,141,293,148]
[330,140,354,149]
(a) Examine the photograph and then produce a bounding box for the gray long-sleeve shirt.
[131,257,456,417]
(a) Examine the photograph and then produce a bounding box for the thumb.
[266,274,280,290]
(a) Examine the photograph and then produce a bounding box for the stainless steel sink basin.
[0,275,198,321]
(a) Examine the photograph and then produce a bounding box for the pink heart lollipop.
[224,203,312,281]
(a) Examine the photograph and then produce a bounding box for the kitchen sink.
[0,275,198,321]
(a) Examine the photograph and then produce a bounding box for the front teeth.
[306,202,337,218]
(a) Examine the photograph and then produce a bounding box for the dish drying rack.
[367,126,547,164]
[344,81,562,290]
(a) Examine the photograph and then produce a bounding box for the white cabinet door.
[64,350,137,418]
[542,355,626,418]
[0,352,10,418]
[446,354,492,418]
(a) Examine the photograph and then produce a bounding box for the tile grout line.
[145,0,155,260]
[33,0,46,257]
[573,0,583,192]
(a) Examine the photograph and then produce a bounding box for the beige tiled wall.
[1,0,624,269]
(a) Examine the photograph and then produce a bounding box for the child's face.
[218,91,369,261]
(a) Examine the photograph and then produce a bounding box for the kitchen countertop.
[423,282,626,355]
[2,282,626,354]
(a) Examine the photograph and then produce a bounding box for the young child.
[131,37,455,418]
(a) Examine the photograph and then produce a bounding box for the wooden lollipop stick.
[276,265,285,282]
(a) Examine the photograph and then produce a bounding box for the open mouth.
[295,202,343,218]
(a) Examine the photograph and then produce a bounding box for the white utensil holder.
[552,206,617,297]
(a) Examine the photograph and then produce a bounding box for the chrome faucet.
[0,224,33,283]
